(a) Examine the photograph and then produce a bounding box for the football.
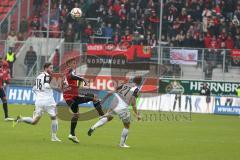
[70,8,82,19]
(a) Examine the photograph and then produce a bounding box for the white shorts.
[107,94,131,123]
[34,100,57,118]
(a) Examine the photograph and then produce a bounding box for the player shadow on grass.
[57,106,109,121]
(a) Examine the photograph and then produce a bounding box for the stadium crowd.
[24,0,240,50]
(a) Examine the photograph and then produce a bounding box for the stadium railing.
[0,0,33,40]
[0,39,239,85]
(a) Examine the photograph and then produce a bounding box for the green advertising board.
[159,79,240,95]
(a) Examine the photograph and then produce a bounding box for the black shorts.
[0,88,6,98]
[66,93,95,113]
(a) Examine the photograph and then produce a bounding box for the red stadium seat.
[0,7,4,13]
[0,0,16,7]
[1,0,8,7]
[0,14,6,20]
[8,1,16,6]
[3,7,11,13]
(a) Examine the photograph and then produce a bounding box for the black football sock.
[3,102,8,118]
[70,117,78,136]
[93,101,104,116]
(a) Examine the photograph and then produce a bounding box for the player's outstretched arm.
[131,96,141,121]
[69,71,88,85]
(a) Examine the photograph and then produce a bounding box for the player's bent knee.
[2,97,7,103]
[72,113,79,119]
[32,116,41,125]
[71,115,79,122]
[50,116,57,120]
[107,116,113,121]
[124,123,130,129]
[32,120,39,125]
[93,95,100,102]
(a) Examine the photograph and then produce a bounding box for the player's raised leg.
[92,98,105,116]
[14,106,42,125]
[15,114,40,125]
[88,114,113,136]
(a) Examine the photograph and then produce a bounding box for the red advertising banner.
[231,49,240,57]
[231,49,240,65]
[51,74,158,93]
[86,44,151,67]
[85,75,158,93]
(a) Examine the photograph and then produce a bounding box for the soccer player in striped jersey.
[14,63,61,142]
[88,76,142,148]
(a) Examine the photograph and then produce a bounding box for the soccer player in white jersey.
[14,62,61,142]
[87,76,142,148]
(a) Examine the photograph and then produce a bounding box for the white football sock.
[120,128,129,145]
[91,117,108,130]
[20,117,33,124]
[51,119,58,136]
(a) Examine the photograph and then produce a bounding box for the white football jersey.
[116,82,139,105]
[33,72,55,102]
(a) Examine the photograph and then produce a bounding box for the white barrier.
[137,94,240,114]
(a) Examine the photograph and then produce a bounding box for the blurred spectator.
[83,24,94,43]
[53,49,60,72]
[33,0,43,15]
[30,16,41,31]
[17,33,24,41]
[64,23,75,50]
[24,0,240,50]
[7,31,18,49]
[112,32,121,44]
[121,30,132,43]
[132,31,142,45]
[5,48,16,78]
[200,83,211,112]
[204,32,212,48]
[223,0,235,19]
[103,23,113,38]
[19,17,28,35]
[225,35,234,49]
[24,46,37,76]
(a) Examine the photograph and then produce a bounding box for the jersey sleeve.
[69,70,85,81]
[43,74,52,89]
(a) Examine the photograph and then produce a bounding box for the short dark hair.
[44,62,52,69]
[133,76,142,85]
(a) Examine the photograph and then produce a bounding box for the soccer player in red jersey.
[62,60,104,143]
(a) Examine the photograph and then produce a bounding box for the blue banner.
[214,105,240,115]
[5,85,108,107]
[6,86,37,104]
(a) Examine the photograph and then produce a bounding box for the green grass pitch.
[0,104,240,160]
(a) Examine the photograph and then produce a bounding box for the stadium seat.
[8,1,16,6]
[3,7,11,13]
[0,7,4,13]
[0,14,6,20]
[1,0,8,7]
[0,0,16,8]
